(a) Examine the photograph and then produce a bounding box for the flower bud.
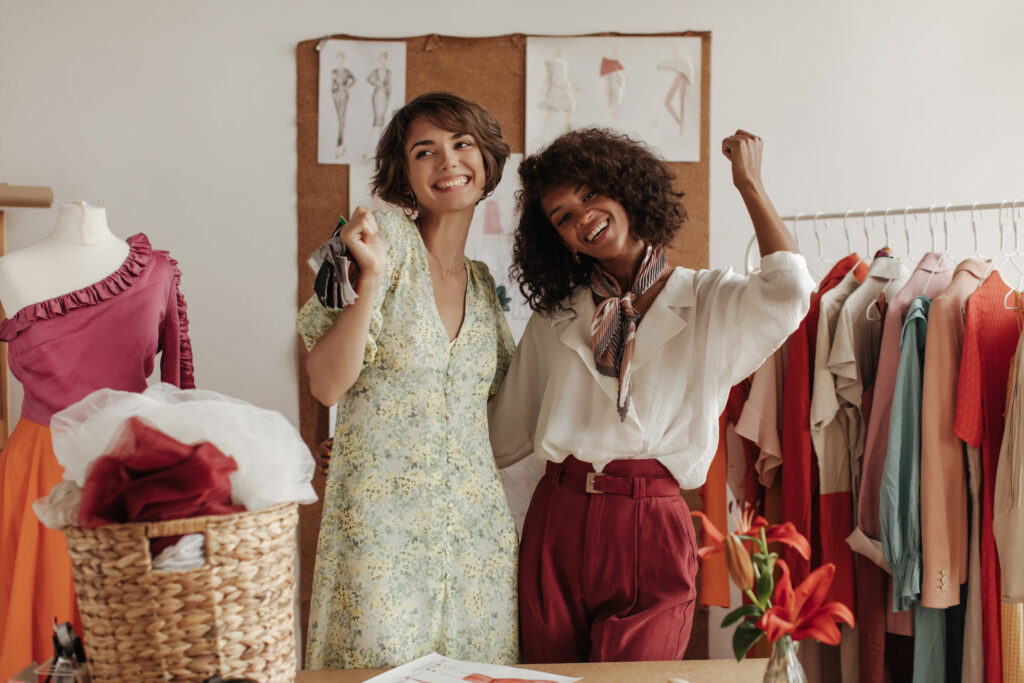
[725,534,755,591]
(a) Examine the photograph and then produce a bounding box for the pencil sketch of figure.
[331,52,356,158]
[364,51,392,160]
[657,53,694,135]
[538,50,576,136]
[599,56,627,119]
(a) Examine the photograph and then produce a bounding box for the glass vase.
[763,635,807,683]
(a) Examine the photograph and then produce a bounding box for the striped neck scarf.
[590,245,669,421]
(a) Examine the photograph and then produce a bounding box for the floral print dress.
[297,210,519,669]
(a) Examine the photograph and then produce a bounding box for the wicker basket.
[64,501,298,682]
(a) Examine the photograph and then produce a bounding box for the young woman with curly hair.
[298,92,519,668]
[489,127,815,663]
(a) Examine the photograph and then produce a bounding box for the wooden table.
[296,658,767,682]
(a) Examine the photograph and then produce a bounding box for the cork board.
[295,31,711,660]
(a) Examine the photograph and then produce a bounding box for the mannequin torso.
[0,202,130,316]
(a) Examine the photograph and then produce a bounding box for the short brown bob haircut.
[371,91,510,212]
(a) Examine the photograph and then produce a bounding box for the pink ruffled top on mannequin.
[0,233,195,425]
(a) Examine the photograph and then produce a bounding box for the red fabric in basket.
[78,417,245,552]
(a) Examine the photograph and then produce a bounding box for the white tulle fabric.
[50,383,317,511]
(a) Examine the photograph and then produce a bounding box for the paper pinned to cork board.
[364,652,580,683]
[526,35,702,162]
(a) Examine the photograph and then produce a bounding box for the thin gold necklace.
[425,247,465,276]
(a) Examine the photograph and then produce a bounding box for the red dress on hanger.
[955,272,1021,683]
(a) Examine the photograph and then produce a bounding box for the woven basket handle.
[141,514,215,539]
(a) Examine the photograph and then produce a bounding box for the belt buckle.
[585,472,604,494]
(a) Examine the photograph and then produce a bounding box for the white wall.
[3,0,1023,654]
[4,0,1023,424]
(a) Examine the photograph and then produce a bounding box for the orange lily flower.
[756,560,855,645]
[724,534,755,590]
[691,505,811,561]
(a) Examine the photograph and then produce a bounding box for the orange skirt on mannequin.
[0,418,79,678]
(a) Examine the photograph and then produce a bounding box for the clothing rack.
[0,184,54,447]
[745,200,1024,275]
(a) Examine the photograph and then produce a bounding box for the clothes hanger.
[803,212,831,282]
[882,207,895,250]
[1004,200,1024,310]
[916,204,957,298]
[902,206,916,262]
[843,209,866,274]
[862,208,873,257]
[981,200,1019,282]
[865,208,898,321]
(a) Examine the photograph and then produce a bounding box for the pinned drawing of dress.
[363,53,393,160]
[538,56,576,137]
[483,200,503,235]
[600,57,626,118]
[331,61,356,156]
[657,54,695,135]
[539,57,574,113]
[367,59,392,128]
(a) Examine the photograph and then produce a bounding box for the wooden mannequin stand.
[0,184,54,447]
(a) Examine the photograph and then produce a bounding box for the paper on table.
[364,652,579,683]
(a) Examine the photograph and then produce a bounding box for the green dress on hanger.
[297,210,518,669]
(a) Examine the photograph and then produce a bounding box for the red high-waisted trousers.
[519,455,699,663]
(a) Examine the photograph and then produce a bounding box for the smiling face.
[541,183,644,267]
[404,117,486,218]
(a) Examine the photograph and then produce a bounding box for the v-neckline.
[414,230,471,346]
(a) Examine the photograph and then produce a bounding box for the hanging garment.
[782,254,866,601]
[1002,601,1024,683]
[877,296,949,683]
[0,234,195,679]
[819,250,909,683]
[920,261,983,604]
[964,444,985,683]
[699,396,731,609]
[724,381,761,510]
[862,253,953,637]
[920,259,988,680]
[956,271,1024,683]
[806,264,877,683]
[297,211,519,669]
[994,308,1024,603]
[879,297,929,608]
[736,346,785,488]
[994,306,1024,683]
[830,250,911,512]
[859,254,952,556]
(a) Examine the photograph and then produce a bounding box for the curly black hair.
[512,128,686,314]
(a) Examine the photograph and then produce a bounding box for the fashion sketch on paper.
[657,53,694,135]
[364,52,392,159]
[331,52,357,158]
[600,55,626,119]
[538,51,576,137]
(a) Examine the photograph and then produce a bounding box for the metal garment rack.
[745,200,1024,274]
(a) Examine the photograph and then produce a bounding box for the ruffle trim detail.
[0,234,154,341]
[160,250,196,389]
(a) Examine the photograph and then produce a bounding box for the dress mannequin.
[0,203,195,678]
[0,202,129,315]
